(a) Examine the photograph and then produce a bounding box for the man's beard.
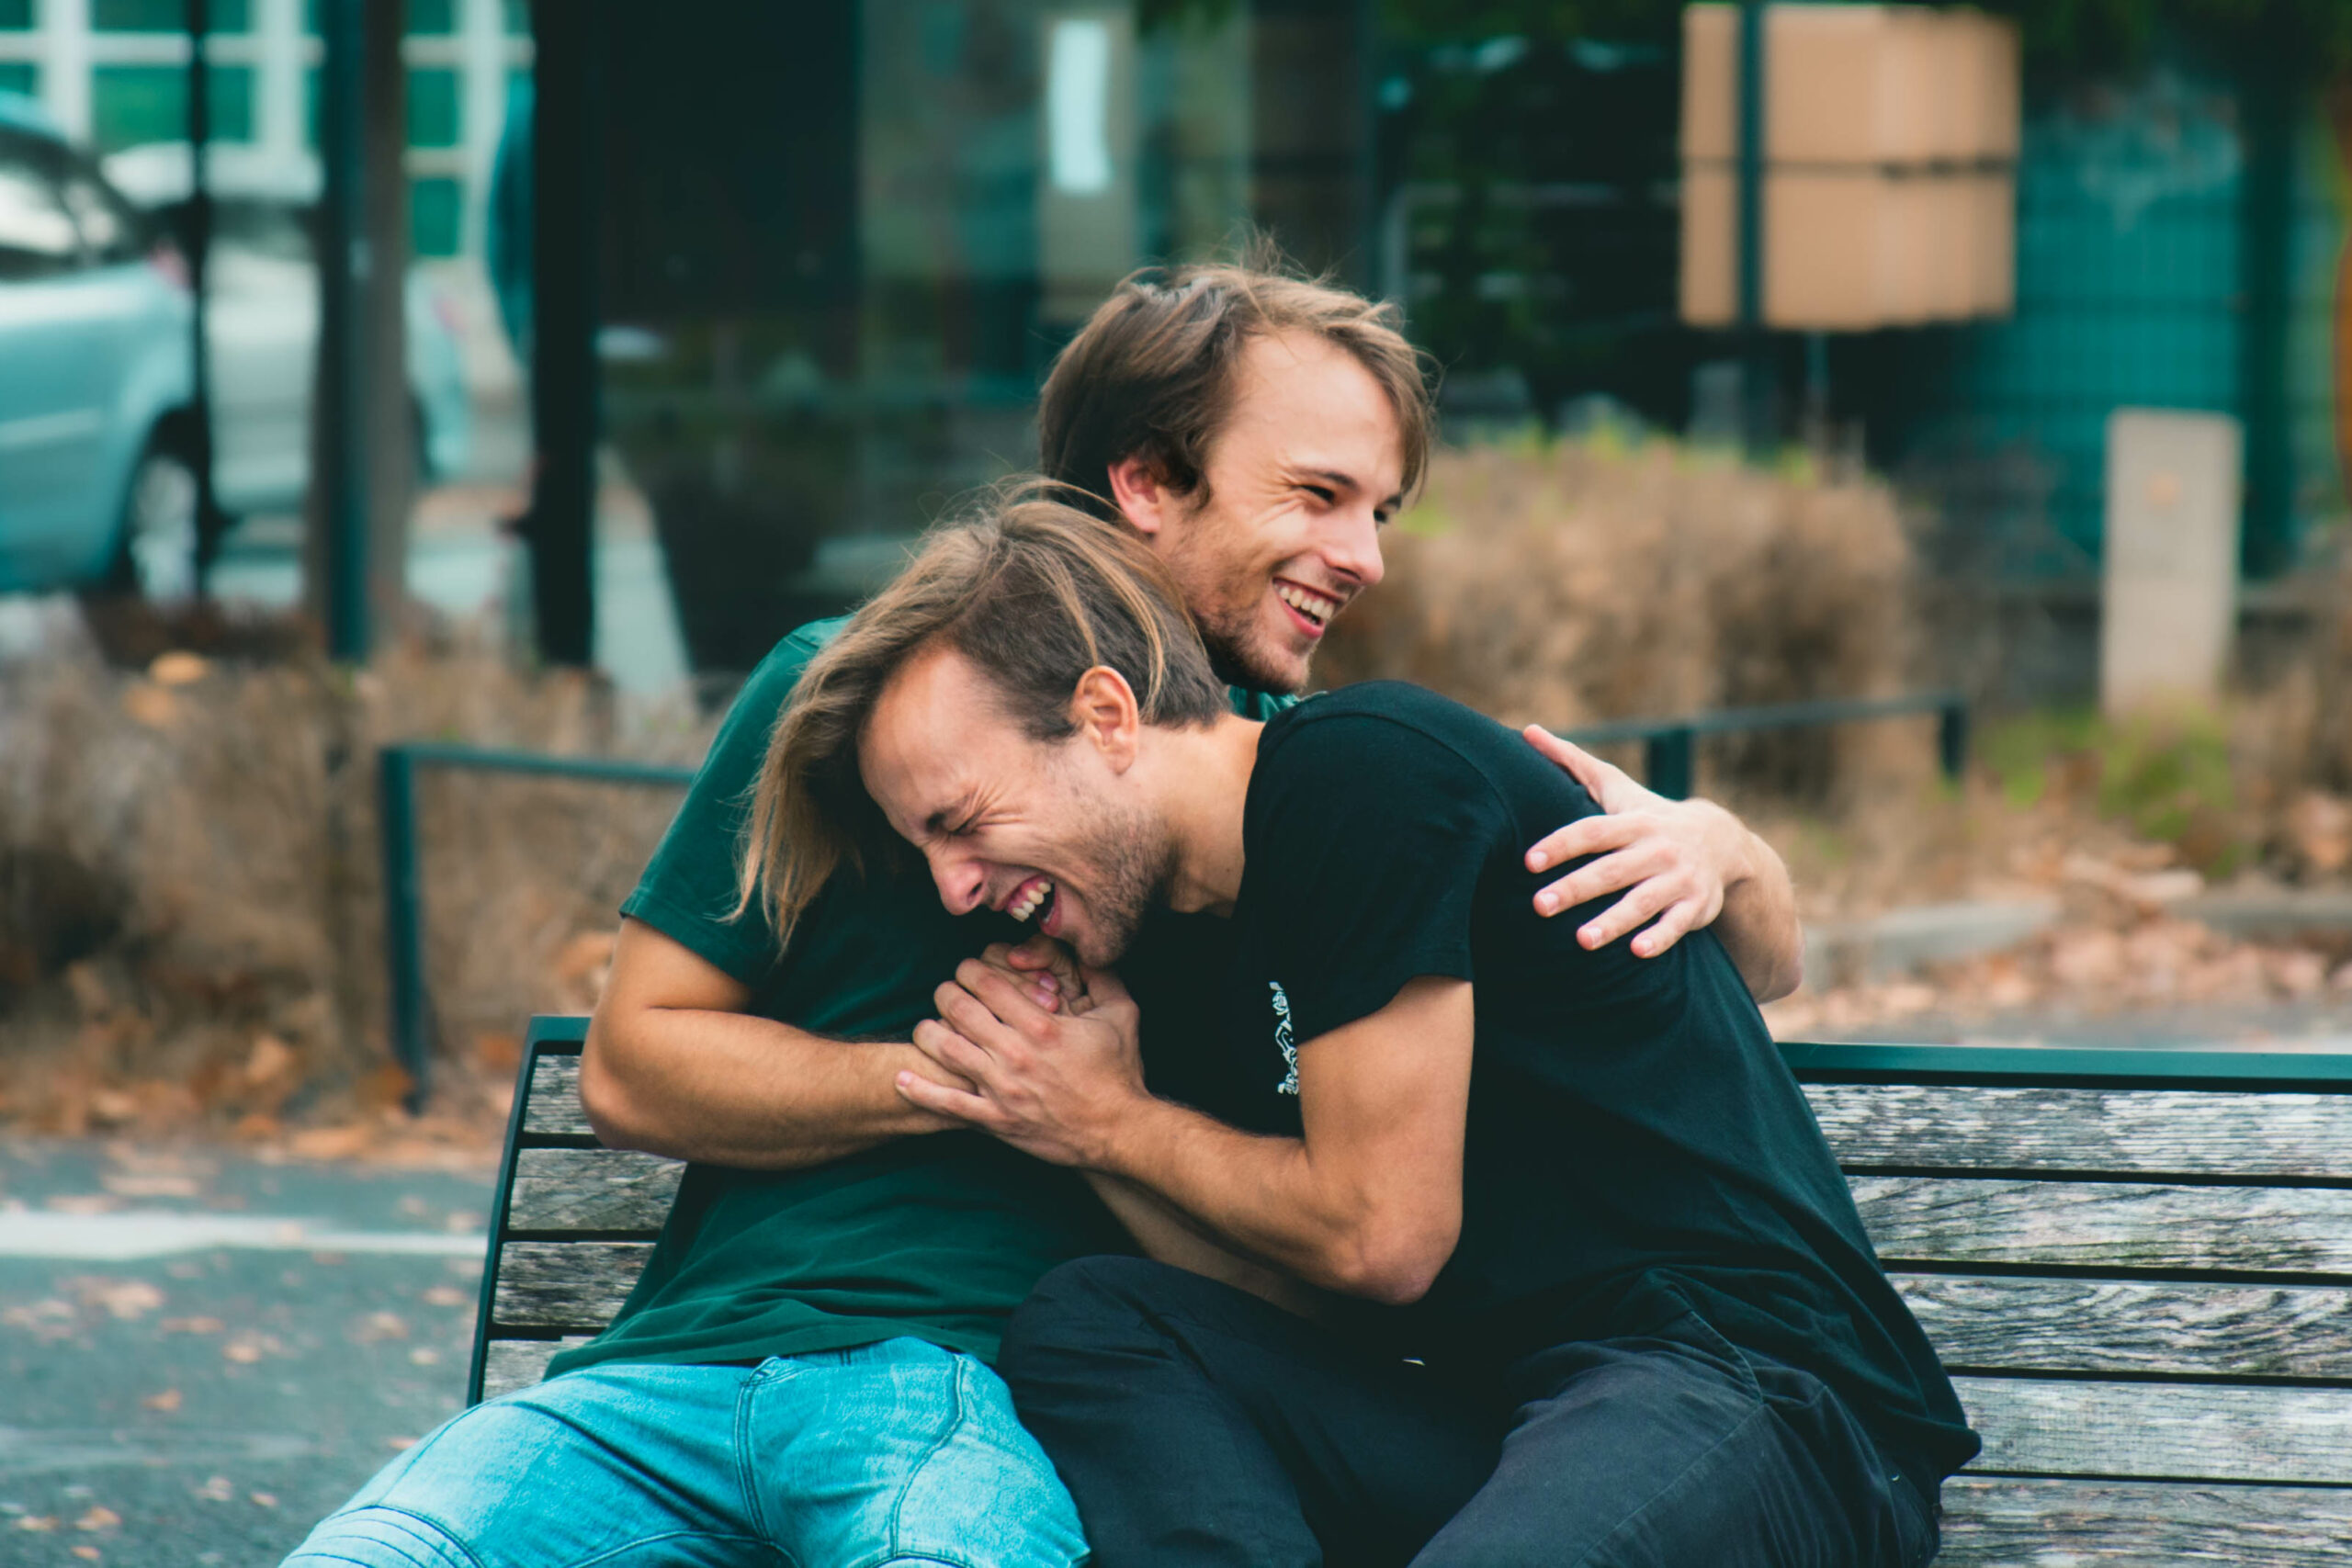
[1066,796,1179,968]
[1194,597,1309,698]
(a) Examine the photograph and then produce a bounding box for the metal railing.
[377,691,1965,1101]
[1559,691,1969,802]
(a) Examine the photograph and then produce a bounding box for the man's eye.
[1304,484,1336,504]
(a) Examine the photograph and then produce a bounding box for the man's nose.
[1329,502,1386,590]
[926,847,989,917]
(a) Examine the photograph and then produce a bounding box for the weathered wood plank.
[1852,1177,2352,1273]
[1939,1476,2352,1566]
[1807,1084,2352,1179]
[508,1148,682,1234]
[522,1055,594,1137]
[1895,1275,2352,1379]
[491,1242,652,1330]
[480,1337,595,1401]
[1957,1376,2352,1485]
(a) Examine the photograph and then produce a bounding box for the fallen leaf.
[74,1506,119,1531]
[243,1035,298,1087]
[64,1278,164,1321]
[15,1515,57,1530]
[148,650,209,686]
[221,1340,264,1364]
[44,1195,120,1216]
[421,1285,469,1308]
[409,1347,440,1366]
[161,1316,225,1336]
[73,1547,100,1562]
[141,1389,182,1412]
[386,1436,416,1451]
[193,1477,233,1503]
[353,1311,408,1344]
[99,1173,198,1199]
[288,1124,373,1162]
[120,682,178,728]
[247,1493,277,1508]
[472,1031,524,1074]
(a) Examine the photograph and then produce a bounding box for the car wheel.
[115,443,202,608]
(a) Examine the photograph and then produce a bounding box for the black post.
[1938,700,1969,784]
[524,0,597,667]
[1736,0,1772,456]
[183,0,233,586]
[314,0,369,659]
[2238,39,2293,577]
[1645,728,1696,801]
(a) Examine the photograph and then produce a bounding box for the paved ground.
[0,1139,494,1566]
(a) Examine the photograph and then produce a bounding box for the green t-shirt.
[548,619,1289,1375]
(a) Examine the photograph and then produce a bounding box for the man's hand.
[978,934,1093,1017]
[898,958,1146,1167]
[1517,727,1804,1000]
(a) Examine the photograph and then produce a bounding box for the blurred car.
[0,92,200,602]
[103,141,473,514]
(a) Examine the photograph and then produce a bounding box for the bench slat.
[1897,1274,2352,1379]
[1853,1176,2352,1273]
[1957,1377,2352,1485]
[1806,1084,2352,1179]
[492,1242,654,1330]
[1939,1476,2352,1565]
[508,1148,683,1234]
[523,1056,594,1137]
[480,1337,596,1400]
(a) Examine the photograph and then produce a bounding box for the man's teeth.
[1276,583,1337,624]
[1009,879,1053,923]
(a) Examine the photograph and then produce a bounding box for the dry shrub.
[1317,436,1933,806]
[0,624,707,1146]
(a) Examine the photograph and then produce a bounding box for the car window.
[0,130,79,282]
[56,151,150,266]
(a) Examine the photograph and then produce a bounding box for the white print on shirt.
[1270,981,1299,1096]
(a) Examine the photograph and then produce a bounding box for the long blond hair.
[735,486,1226,949]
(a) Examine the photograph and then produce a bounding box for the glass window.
[0,1,32,31]
[0,132,80,280]
[96,0,252,29]
[503,0,528,37]
[92,63,255,151]
[57,160,149,265]
[408,66,459,149]
[0,64,36,98]
[411,173,460,256]
[408,0,454,35]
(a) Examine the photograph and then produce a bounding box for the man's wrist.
[1689,797,1758,891]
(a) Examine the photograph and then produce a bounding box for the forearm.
[582,1003,956,1168]
[1702,804,1804,1002]
[1099,1100,1433,1305]
[1084,1172,1329,1318]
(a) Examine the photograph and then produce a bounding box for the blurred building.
[0,0,528,262]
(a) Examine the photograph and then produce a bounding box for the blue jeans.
[284,1338,1090,1568]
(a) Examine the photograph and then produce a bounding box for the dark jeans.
[998,1257,1940,1568]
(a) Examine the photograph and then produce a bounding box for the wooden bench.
[471,1016,2352,1563]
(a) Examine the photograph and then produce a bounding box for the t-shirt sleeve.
[619,626,826,984]
[1249,712,1515,1045]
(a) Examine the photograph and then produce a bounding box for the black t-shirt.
[1215,682,1979,1484]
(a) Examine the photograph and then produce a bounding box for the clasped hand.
[895,938,1146,1169]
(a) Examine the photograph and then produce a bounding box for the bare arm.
[901,964,1474,1305]
[1519,728,1804,1002]
[580,917,963,1168]
[1084,1173,1329,1318]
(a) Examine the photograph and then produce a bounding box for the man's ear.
[1069,666,1143,773]
[1105,456,1177,538]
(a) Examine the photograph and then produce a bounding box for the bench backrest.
[474,1020,2352,1562]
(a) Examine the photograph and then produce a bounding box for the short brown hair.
[1037,255,1435,514]
[737,486,1228,947]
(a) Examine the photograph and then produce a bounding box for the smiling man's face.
[1153,329,1407,694]
[858,644,1173,968]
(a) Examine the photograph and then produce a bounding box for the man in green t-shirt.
[285,265,1807,1567]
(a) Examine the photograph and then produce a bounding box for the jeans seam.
[1561,1382,1774,1568]
[736,1362,780,1553]
[298,1505,490,1568]
[868,1357,983,1568]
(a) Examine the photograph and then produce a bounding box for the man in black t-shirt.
[772,502,1976,1566]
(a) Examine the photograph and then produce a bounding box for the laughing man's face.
[858,644,1172,969]
[1156,330,1407,694]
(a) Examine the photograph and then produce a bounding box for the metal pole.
[1736,0,1772,456]
[1938,700,1970,784]
[184,0,232,586]
[1645,728,1696,801]
[524,0,598,667]
[315,0,369,660]
[378,744,429,1109]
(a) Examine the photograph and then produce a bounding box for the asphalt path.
[0,1138,495,1566]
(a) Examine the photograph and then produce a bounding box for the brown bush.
[0,626,707,1142]
[1317,437,1932,804]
